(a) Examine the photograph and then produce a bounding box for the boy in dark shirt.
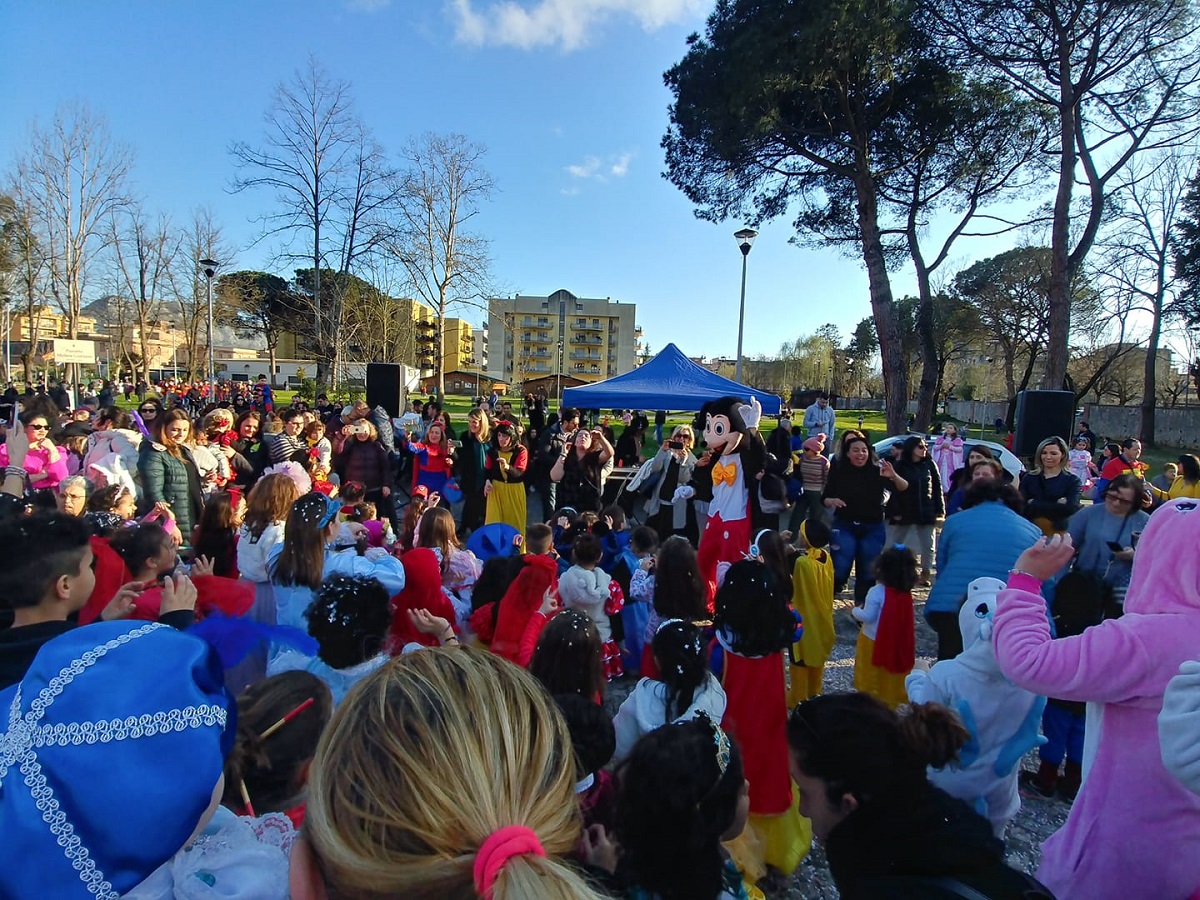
[0,512,195,690]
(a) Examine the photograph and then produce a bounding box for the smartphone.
[665,440,683,450]
[1106,541,1125,552]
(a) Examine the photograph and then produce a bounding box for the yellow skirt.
[854,631,910,709]
[485,481,526,538]
[725,784,811,878]
[787,663,825,707]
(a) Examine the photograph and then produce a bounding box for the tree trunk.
[854,174,906,434]
[1044,50,1076,391]
[268,343,278,390]
[914,290,939,432]
[1139,296,1164,447]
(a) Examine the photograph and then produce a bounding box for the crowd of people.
[0,381,1198,899]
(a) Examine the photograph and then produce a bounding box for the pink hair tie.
[472,825,546,899]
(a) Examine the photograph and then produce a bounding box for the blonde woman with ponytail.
[289,647,605,900]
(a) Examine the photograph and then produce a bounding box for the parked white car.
[873,434,1025,481]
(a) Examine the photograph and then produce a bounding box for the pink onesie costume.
[993,497,1200,900]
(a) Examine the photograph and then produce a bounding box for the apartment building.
[486,289,638,386]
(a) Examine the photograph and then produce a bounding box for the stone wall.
[1078,404,1200,449]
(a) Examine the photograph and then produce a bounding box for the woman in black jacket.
[1019,436,1081,536]
[885,435,945,586]
[788,693,1052,900]
[822,431,908,604]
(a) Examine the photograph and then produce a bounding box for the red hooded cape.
[491,555,558,664]
[389,548,456,651]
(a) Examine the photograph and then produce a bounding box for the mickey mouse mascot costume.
[675,395,766,601]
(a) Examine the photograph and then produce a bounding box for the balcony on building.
[569,350,601,361]
[571,320,604,332]
[570,334,602,345]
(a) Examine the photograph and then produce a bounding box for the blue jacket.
[925,502,1042,616]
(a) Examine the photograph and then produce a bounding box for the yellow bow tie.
[712,459,738,487]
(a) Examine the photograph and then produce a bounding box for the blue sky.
[1,0,1001,361]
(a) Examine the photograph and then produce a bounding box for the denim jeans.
[829,520,887,604]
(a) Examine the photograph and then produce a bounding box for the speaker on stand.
[1013,390,1077,459]
[366,363,404,419]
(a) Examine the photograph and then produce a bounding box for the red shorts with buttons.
[697,511,751,607]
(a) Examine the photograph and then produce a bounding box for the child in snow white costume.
[674,396,766,602]
[905,576,1046,840]
[787,520,835,706]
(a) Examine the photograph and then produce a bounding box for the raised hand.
[160,574,198,614]
[1012,533,1076,582]
[190,555,215,578]
[99,581,145,621]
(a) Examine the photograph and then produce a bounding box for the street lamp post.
[733,228,758,384]
[556,339,564,406]
[199,258,219,383]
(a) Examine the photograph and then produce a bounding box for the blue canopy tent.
[562,343,782,414]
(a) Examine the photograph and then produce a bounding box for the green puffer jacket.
[137,441,205,541]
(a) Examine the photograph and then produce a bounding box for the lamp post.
[733,228,758,384]
[199,258,219,383]
[556,339,564,406]
[981,356,995,438]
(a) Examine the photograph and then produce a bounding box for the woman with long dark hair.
[884,435,944,584]
[456,407,490,535]
[788,693,1048,899]
[137,407,204,540]
[822,432,908,604]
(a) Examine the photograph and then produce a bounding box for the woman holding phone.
[634,424,698,542]
[550,426,614,514]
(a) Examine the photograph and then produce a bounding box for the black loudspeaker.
[1014,390,1076,458]
[367,363,404,418]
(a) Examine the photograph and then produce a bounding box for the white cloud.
[566,156,603,179]
[564,151,634,182]
[449,0,707,51]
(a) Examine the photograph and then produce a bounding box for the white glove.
[672,485,695,503]
[715,560,732,589]
[738,396,762,431]
[1160,659,1200,796]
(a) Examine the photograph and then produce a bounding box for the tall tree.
[878,78,1047,429]
[0,188,48,383]
[170,208,234,381]
[844,317,880,398]
[662,0,1021,433]
[230,56,358,384]
[1099,153,1193,444]
[1175,163,1200,332]
[14,104,132,342]
[109,205,178,385]
[663,0,898,432]
[952,247,1066,424]
[216,271,299,386]
[932,0,1200,390]
[387,133,496,398]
